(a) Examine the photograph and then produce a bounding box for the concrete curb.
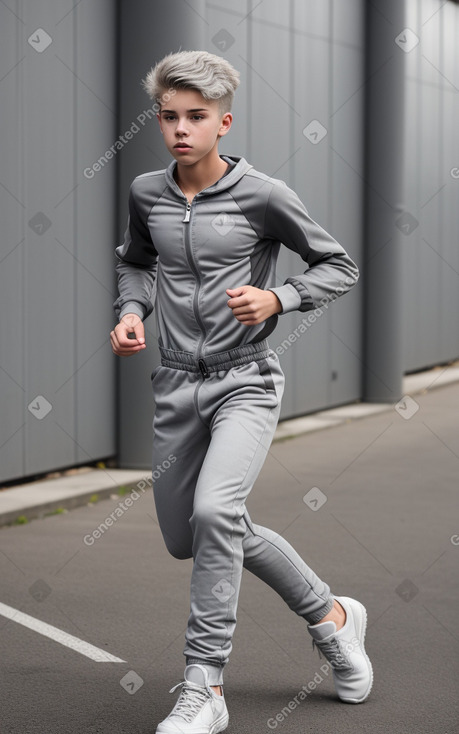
[1,360,458,528]
[274,362,459,440]
[0,469,149,529]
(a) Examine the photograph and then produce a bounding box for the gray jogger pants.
[150,339,334,686]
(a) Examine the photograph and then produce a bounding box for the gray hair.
[142,50,240,117]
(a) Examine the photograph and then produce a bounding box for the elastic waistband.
[159,339,271,376]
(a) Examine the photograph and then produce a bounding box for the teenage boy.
[111,50,372,734]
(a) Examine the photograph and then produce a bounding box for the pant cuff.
[302,594,335,625]
[185,658,225,685]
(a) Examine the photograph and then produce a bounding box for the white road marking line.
[0,601,126,663]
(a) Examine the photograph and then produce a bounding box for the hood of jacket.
[164,154,254,199]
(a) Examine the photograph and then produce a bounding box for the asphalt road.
[1,382,459,733]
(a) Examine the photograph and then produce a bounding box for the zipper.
[182,201,191,223]
[182,196,208,368]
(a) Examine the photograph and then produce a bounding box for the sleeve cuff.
[119,302,146,321]
[267,284,302,314]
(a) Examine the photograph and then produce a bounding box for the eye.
[163,114,204,121]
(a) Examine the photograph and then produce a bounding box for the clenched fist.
[110,313,146,356]
[226,285,282,325]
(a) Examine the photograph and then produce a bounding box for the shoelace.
[312,638,353,672]
[167,680,213,723]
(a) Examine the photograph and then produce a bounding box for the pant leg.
[241,511,334,623]
[182,356,282,682]
[150,365,210,559]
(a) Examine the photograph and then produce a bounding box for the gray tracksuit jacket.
[113,154,359,356]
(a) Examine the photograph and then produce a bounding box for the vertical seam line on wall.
[328,0,334,404]
[114,0,121,460]
[247,0,252,162]
[73,5,78,465]
[289,0,296,394]
[438,5,443,356]
[20,0,26,474]
[359,0,366,385]
[416,0,420,362]
[289,0,294,190]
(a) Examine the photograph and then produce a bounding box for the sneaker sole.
[213,711,229,733]
[156,710,229,734]
[335,596,374,704]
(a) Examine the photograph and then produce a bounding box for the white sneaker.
[308,596,373,703]
[156,664,229,733]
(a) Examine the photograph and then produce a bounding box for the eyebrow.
[160,108,209,114]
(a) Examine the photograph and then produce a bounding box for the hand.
[226,285,282,325]
[110,313,146,356]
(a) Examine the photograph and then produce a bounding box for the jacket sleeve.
[113,180,158,322]
[264,180,359,314]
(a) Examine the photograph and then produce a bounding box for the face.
[156,88,232,164]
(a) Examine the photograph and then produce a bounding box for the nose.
[175,117,189,135]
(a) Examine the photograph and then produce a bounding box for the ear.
[156,113,163,133]
[219,112,233,138]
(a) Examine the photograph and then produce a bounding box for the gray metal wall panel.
[286,0,331,416]
[0,0,117,483]
[419,85,442,364]
[329,0,365,405]
[0,0,26,480]
[248,4,302,418]
[439,3,459,362]
[402,77,420,370]
[401,0,459,372]
[75,0,117,464]
[24,1,77,475]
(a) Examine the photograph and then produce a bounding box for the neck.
[174,149,229,197]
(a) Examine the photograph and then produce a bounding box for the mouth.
[174,143,192,149]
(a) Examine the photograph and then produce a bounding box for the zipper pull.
[198,358,210,379]
[182,201,191,223]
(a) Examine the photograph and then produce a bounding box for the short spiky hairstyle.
[142,50,240,118]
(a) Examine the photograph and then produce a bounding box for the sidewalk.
[1,360,458,528]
